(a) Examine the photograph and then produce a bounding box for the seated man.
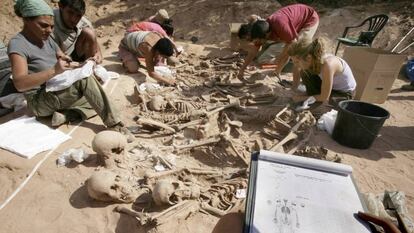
[52,0,102,63]
[118,31,176,85]
[9,0,134,142]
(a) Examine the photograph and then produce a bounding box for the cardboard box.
[343,47,406,104]
[229,23,242,51]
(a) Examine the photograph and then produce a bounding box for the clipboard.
[243,150,371,233]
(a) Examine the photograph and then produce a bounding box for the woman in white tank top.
[288,38,356,106]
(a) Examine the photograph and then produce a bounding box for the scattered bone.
[269,114,309,152]
[173,119,204,131]
[200,202,227,216]
[296,146,341,162]
[226,139,249,166]
[134,84,148,111]
[137,110,206,124]
[145,169,185,183]
[153,155,175,170]
[174,136,221,151]
[137,118,176,133]
[115,206,150,225]
[206,96,240,117]
[287,128,313,155]
[151,200,200,226]
[92,131,127,168]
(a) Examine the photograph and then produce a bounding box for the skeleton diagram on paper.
[273,198,303,233]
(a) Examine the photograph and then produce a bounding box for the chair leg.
[335,41,341,55]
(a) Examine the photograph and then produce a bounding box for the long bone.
[269,116,308,152]
[115,206,150,225]
[137,118,176,133]
[206,96,240,117]
[200,202,227,217]
[151,200,200,225]
[173,136,221,151]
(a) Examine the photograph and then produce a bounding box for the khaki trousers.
[24,75,120,127]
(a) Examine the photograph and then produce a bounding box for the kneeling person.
[288,38,356,114]
[118,31,175,85]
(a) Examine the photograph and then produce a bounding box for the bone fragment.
[115,206,150,225]
[200,202,227,217]
[206,97,240,117]
[135,84,148,112]
[137,118,176,133]
[151,200,200,225]
[228,139,249,166]
[275,104,290,119]
[173,119,204,131]
[174,137,221,150]
[269,116,308,152]
[287,128,313,155]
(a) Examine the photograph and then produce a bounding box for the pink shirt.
[126,22,167,37]
[267,4,319,43]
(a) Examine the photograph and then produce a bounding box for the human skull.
[86,170,138,203]
[148,95,167,111]
[92,131,127,168]
[152,179,200,206]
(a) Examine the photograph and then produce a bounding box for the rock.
[200,71,210,78]
[190,36,198,44]
[200,61,211,68]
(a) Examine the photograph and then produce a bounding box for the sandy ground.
[0,1,414,233]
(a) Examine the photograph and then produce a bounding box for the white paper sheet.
[250,151,371,233]
[0,116,71,159]
[45,61,119,92]
[46,60,95,92]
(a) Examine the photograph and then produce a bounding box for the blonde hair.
[288,38,326,74]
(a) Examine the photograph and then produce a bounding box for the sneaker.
[51,112,67,127]
[401,83,414,91]
[109,123,135,143]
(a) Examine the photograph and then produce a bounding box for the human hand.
[54,58,71,75]
[357,211,401,233]
[175,46,184,56]
[92,52,103,64]
[165,78,176,86]
[57,53,72,63]
[68,61,81,69]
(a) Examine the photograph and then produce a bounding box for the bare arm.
[292,66,301,90]
[143,48,175,85]
[237,43,259,79]
[274,43,290,74]
[314,60,336,102]
[93,41,103,64]
[9,53,70,92]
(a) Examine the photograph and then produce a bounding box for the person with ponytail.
[288,38,356,106]
[8,0,134,141]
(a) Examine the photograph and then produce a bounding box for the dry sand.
[0,0,413,232]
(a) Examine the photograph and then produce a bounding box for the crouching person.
[9,0,134,142]
[118,31,176,85]
[288,38,356,116]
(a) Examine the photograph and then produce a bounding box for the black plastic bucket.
[332,100,390,149]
